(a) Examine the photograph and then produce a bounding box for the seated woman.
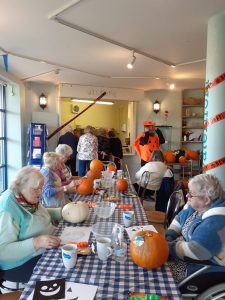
[166,174,225,283]
[134,149,171,198]
[40,152,76,207]
[55,144,74,185]
[0,166,61,292]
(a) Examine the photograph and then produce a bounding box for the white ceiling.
[1,0,225,91]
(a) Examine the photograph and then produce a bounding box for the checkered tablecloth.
[20,184,182,299]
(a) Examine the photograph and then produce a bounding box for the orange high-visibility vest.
[134,133,160,162]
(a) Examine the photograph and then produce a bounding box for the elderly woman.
[55,144,73,185]
[166,174,225,283]
[134,150,172,198]
[40,152,76,207]
[0,166,61,292]
[77,125,98,177]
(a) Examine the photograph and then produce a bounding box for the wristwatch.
[63,186,67,192]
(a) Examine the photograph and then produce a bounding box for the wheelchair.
[179,262,225,299]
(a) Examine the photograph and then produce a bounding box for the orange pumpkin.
[179,156,186,164]
[86,169,101,180]
[164,151,176,163]
[130,230,169,269]
[185,149,198,160]
[90,159,103,171]
[76,178,93,195]
[116,178,128,192]
[107,162,117,172]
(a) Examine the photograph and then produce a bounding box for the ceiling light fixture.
[127,51,136,69]
[72,99,114,105]
[169,83,175,89]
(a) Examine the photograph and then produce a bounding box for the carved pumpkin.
[179,156,186,164]
[90,159,103,171]
[107,162,117,172]
[76,178,93,195]
[130,230,169,269]
[62,201,89,223]
[116,178,128,192]
[164,151,176,163]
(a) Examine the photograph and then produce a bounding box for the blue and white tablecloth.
[20,184,182,299]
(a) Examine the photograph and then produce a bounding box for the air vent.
[71,104,79,114]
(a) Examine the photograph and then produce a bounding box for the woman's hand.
[66,180,78,192]
[33,235,61,249]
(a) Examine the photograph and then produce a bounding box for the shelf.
[183,105,204,108]
[181,141,202,143]
[182,126,203,129]
[182,116,204,119]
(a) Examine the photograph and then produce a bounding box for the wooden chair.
[146,189,184,234]
[0,291,22,300]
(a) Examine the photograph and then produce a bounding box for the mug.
[96,237,113,261]
[62,244,77,269]
[123,211,134,227]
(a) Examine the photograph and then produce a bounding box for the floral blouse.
[77,133,98,160]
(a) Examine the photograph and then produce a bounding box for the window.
[0,84,7,193]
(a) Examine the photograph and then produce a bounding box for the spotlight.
[127,51,136,69]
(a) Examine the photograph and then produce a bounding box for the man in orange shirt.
[134,121,165,166]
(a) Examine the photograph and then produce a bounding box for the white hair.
[55,144,73,157]
[10,166,44,194]
[42,152,60,168]
[189,174,224,201]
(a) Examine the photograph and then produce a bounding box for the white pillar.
[203,12,225,188]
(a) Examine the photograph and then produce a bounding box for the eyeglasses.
[186,191,200,199]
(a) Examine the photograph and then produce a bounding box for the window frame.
[0,84,7,193]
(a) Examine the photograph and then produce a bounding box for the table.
[20,183,182,299]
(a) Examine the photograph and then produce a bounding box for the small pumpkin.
[62,201,89,223]
[185,149,199,160]
[179,156,186,164]
[116,178,128,192]
[107,162,117,172]
[90,159,103,171]
[177,177,188,189]
[86,169,101,180]
[76,178,93,195]
[130,230,169,269]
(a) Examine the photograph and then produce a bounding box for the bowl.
[94,202,116,219]
[91,222,122,241]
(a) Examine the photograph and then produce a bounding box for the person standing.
[77,125,98,176]
[58,125,78,176]
[97,128,111,161]
[108,130,123,169]
[134,120,165,166]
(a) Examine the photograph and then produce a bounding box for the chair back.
[137,171,151,198]
[164,189,184,228]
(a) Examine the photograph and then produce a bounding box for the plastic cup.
[62,244,77,269]
[123,211,134,227]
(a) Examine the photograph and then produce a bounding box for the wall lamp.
[127,51,136,69]
[153,100,160,114]
[39,93,47,110]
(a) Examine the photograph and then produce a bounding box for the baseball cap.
[143,120,155,126]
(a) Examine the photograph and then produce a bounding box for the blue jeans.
[78,160,91,177]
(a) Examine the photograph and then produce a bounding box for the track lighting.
[127,51,136,69]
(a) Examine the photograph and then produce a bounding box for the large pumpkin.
[164,151,176,164]
[185,149,199,160]
[116,178,128,192]
[62,201,89,223]
[130,230,169,269]
[76,178,93,195]
[90,159,103,171]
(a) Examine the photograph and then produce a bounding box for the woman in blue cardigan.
[166,173,225,283]
[0,166,61,293]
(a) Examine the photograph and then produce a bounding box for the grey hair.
[42,152,60,167]
[151,150,164,162]
[84,125,94,134]
[189,174,224,201]
[9,166,45,194]
[55,144,73,157]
